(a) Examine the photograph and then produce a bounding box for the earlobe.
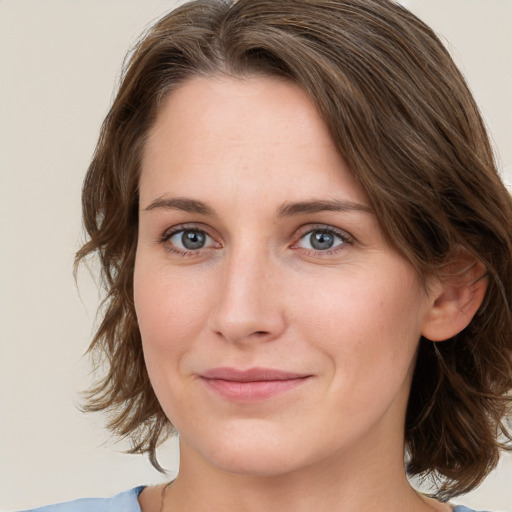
[421,258,488,342]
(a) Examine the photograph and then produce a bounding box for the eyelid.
[159,222,215,240]
[294,224,353,241]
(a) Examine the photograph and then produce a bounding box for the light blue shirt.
[21,487,486,512]
[22,487,145,512]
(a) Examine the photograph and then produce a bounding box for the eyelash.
[158,224,353,257]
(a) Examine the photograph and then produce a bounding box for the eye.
[171,229,208,250]
[160,227,218,255]
[295,227,350,252]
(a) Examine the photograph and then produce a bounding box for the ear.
[421,253,488,342]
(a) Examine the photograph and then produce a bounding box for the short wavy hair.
[77,0,512,500]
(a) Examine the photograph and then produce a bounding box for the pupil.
[310,231,334,250]
[182,230,205,250]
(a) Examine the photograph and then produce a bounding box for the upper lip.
[200,367,311,382]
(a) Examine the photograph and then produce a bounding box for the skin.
[134,75,459,512]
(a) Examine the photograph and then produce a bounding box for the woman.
[27,0,512,510]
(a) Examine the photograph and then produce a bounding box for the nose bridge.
[209,239,284,343]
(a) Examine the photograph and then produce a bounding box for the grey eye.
[310,231,335,250]
[298,229,345,251]
[170,229,210,250]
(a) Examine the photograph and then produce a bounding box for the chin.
[180,421,315,478]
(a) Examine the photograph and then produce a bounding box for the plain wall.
[0,1,511,510]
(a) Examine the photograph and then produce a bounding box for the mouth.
[199,367,312,402]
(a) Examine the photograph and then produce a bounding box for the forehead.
[143,74,334,162]
[140,75,367,207]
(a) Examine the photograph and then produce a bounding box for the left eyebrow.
[277,199,373,217]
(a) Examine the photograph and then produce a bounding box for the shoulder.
[453,506,492,512]
[20,486,145,512]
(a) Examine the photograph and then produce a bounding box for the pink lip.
[199,367,312,402]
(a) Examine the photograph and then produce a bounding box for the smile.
[199,367,312,402]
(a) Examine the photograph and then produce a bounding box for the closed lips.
[199,368,313,402]
[200,367,311,382]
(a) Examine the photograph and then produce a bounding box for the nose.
[208,247,286,345]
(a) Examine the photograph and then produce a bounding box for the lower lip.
[201,377,310,402]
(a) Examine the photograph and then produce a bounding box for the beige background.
[0,1,511,510]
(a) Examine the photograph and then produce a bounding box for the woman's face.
[135,75,436,477]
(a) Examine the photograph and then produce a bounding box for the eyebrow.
[143,196,373,217]
[277,199,373,216]
[144,197,216,216]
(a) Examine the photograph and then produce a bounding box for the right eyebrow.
[143,197,216,216]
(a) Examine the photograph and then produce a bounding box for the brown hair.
[77,0,512,500]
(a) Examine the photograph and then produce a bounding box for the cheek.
[134,257,208,343]
[133,257,211,393]
[133,260,212,425]
[295,264,425,385]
